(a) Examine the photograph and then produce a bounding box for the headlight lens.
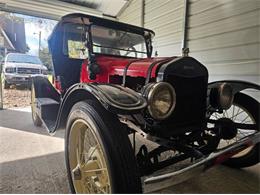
[5,67,16,73]
[41,69,49,75]
[144,82,176,120]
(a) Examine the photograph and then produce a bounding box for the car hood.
[96,56,175,78]
[5,62,47,70]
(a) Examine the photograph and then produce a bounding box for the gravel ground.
[3,88,31,109]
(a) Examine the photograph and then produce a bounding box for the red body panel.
[80,56,171,83]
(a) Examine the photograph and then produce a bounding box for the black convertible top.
[49,13,155,43]
[47,13,155,90]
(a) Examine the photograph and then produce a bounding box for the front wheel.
[211,93,259,168]
[65,100,142,193]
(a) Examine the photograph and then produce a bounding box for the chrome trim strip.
[143,131,260,193]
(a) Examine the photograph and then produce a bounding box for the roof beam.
[0,0,103,20]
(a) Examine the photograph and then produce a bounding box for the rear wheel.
[65,100,142,193]
[31,83,42,126]
[211,93,259,168]
[4,80,10,89]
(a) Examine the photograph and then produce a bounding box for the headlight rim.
[146,82,176,120]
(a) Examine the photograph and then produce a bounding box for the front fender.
[208,80,260,94]
[54,83,147,133]
[64,83,147,113]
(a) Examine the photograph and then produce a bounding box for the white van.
[2,53,48,88]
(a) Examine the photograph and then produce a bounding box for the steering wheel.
[125,46,137,58]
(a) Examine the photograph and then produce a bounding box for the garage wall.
[118,0,143,26]
[188,0,260,83]
[144,0,185,56]
[188,0,260,99]
[118,0,259,98]
[118,0,185,57]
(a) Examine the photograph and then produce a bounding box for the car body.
[2,53,47,88]
[31,13,260,193]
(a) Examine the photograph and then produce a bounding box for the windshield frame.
[88,24,153,58]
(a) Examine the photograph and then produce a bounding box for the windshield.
[7,54,42,64]
[91,25,147,58]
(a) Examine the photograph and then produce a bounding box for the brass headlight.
[143,82,176,120]
[210,83,234,110]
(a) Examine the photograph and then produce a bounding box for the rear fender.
[32,76,60,101]
[52,83,147,133]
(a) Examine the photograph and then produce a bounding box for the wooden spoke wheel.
[210,93,259,168]
[65,100,142,193]
[68,119,111,193]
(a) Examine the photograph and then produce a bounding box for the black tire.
[31,83,42,127]
[65,100,142,193]
[4,80,10,89]
[223,93,259,168]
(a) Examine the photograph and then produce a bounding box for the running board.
[143,131,260,193]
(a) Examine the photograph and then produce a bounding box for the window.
[63,23,88,59]
[67,40,88,59]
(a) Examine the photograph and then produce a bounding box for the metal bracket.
[182,47,190,56]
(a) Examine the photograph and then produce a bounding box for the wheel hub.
[215,118,238,140]
[73,147,106,180]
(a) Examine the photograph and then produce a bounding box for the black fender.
[55,83,147,132]
[32,76,147,134]
[208,80,260,95]
[207,80,259,109]
[32,76,60,101]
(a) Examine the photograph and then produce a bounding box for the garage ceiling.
[0,0,129,20]
[60,0,129,17]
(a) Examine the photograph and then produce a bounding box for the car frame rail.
[143,131,260,192]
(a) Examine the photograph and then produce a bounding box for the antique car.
[31,13,260,193]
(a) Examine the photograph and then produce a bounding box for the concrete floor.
[0,107,259,193]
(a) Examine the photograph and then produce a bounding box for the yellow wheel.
[68,119,111,193]
[31,83,42,126]
[65,100,141,193]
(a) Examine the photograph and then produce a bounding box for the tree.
[39,47,53,71]
[0,12,24,28]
